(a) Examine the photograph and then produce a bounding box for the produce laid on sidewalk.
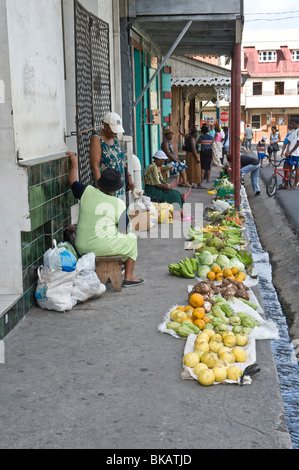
[160,180,279,386]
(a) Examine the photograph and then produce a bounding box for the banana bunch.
[168,256,198,279]
[223,228,245,246]
[203,224,231,233]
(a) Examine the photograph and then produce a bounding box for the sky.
[243,0,299,30]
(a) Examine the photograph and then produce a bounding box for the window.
[292,50,299,61]
[259,51,277,62]
[252,115,261,129]
[253,82,262,95]
[275,82,284,95]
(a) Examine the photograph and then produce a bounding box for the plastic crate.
[217,187,234,198]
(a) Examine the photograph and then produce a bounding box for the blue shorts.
[285,156,299,167]
[258,153,265,160]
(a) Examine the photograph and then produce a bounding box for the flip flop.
[123,279,145,288]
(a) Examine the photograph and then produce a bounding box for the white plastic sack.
[43,240,77,272]
[71,271,106,306]
[76,252,96,273]
[130,190,158,228]
[35,266,75,312]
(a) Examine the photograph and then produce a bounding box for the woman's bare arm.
[89,135,102,182]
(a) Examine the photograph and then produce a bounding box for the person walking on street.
[211,125,223,167]
[222,126,229,165]
[268,126,280,164]
[227,153,261,196]
[244,124,253,151]
[285,118,299,189]
[182,128,202,189]
[257,136,267,168]
[198,124,213,183]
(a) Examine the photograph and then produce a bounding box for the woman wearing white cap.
[90,112,134,200]
[143,151,193,221]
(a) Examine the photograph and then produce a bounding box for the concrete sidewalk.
[0,168,293,449]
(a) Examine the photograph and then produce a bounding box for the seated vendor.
[67,152,144,288]
[144,150,193,222]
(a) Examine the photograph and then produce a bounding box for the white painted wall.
[0,0,30,295]
[6,0,67,160]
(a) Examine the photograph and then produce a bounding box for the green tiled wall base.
[1,154,76,339]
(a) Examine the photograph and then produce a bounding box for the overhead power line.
[246,15,299,22]
[246,10,299,15]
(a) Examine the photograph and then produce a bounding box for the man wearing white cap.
[90,112,134,200]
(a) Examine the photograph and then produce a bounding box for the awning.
[128,0,244,57]
[171,77,231,102]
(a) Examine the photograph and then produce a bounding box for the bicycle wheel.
[266,174,277,196]
[288,168,296,188]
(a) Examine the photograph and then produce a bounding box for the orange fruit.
[223,268,233,278]
[194,319,206,330]
[207,271,216,280]
[235,272,246,282]
[189,293,204,308]
[192,307,205,320]
[216,272,224,281]
[183,305,194,312]
[211,265,221,274]
[203,316,211,324]
[182,317,194,323]
[231,267,239,276]
[176,306,185,311]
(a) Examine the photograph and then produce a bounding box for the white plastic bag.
[71,271,106,306]
[43,240,77,272]
[76,252,96,273]
[130,190,158,228]
[35,266,75,312]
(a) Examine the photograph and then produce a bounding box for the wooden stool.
[95,255,123,292]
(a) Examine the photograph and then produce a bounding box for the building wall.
[0,0,119,338]
[242,33,299,143]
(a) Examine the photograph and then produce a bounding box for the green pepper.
[212,305,229,324]
[177,323,199,337]
[166,321,181,332]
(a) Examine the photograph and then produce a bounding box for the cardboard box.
[128,209,151,232]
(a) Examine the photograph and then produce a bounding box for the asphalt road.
[242,147,299,343]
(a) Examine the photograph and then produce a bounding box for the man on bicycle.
[284,118,299,189]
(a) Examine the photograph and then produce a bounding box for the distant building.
[241,30,299,143]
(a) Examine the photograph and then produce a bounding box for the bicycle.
[266,157,296,197]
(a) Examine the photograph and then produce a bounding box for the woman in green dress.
[67,152,144,288]
[89,112,134,201]
[144,151,193,221]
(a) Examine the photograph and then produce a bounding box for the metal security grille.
[74,1,111,184]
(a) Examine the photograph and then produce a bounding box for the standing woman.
[211,125,223,167]
[89,112,134,200]
[198,124,214,183]
[183,128,202,189]
[161,129,191,186]
[268,126,281,164]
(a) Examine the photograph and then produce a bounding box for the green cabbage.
[197,250,214,266]
[228,257,245,271]
[216,254,230,268]
[198,265,212,278]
